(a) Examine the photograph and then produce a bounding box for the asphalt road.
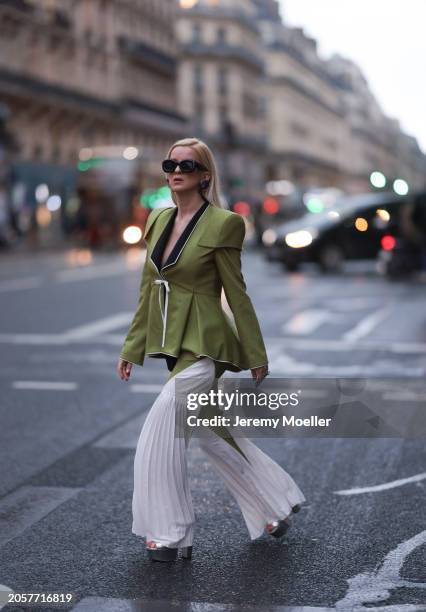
[0,246,425,612]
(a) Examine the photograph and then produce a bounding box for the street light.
[393,178,409,196]
[370,171,387,189]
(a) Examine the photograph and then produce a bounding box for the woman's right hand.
[117,358,133,381]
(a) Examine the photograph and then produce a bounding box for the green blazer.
[120,202,269,376]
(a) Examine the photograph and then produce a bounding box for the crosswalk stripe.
[0,486,81,548]
[63,313,133,340]
[282,309,336,335]
[12,381,78,390]
[342,307,391,341]
[0,276,42,292]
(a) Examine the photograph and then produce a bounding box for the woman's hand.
[251,364,269,386]
[118,358,133,381]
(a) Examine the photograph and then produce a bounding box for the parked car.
[378,236,424,279]
[377,191,426,279]
[262,191,411,273]
[248,186,344,246]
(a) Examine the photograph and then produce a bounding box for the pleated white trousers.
[132,357,306,547]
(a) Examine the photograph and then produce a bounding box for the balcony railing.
[118,36,177,78]
[177,5,259,37]
[182,41,264,73]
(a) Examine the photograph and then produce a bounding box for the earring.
[199,179,210,190]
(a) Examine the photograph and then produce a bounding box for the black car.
[263,191,411,273]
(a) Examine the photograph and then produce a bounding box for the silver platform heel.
[180,545,192,560]
[265,504,302,538]
[146,540,193,562]
[265,517,291,538]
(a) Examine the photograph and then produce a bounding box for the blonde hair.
[165,137,224,209]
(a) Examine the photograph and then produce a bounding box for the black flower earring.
[199,179,210,190]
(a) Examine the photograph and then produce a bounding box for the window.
[259,96,267,117]
[192,23,201,43]
[33,144,43,161]
[193,98,204,131]
[324,138,337,150]
[242,92,258,119]
[217,26,226,45]
[194,99,204,115]
[218,66,228,96]
[193,64,203,95]
[218,102,228,122]
[290,122,309,138]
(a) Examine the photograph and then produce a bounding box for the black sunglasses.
[162,158,208,173]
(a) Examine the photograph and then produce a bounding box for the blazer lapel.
[151,200,211,274]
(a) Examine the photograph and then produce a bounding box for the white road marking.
[0,485,82,547]
[0,332,128,345]
[265,346,424,378]
[0,255,145,295]
[93,413,148,449]
[342,307,391,342]
[335,472,426,495]
[335,530,426,609]
[265,337,426,354]
[297,389,328,398]
[12,381,78,390]
[0,276,42,292]
[63,313,132,340]
[0,333,69,344]
[282,309,337,335]
[130,384,165,393]
[56,261,141,283]
[382,391,426,401]
[324,297,382,311]
[1,330,426,355]
[71,600,339,612]
[0,585,14,610]
[67,597,426,612]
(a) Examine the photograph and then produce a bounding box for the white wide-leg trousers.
[132,357,306,547]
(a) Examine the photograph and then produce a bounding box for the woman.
[117,137,306,562]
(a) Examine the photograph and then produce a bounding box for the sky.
[279,0,426,153]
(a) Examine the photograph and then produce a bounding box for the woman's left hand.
[251,364,269,386]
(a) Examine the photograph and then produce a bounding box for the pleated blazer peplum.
[120,201,269,375]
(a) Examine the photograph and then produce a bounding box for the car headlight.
[284,228,318,248]
[123,225,143,244]
[262,228,277,246]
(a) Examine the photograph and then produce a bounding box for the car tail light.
[263,197,279,215]
[381,235,396,251]
[233,201,251,216]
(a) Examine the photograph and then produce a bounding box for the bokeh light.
[370,171,387,188]
[35,184,49,203]
[47,195,62,211]
[123,146,138,160]
[393,179,409,195]
[355,217,368,231]
[123,225,143,244]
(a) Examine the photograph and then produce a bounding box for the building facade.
[260,20,349,188]
[176,0,269,202]
[326,54,426,192]
[0,0,424,249]
[257,5,426,192]
[0,0,188,245]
